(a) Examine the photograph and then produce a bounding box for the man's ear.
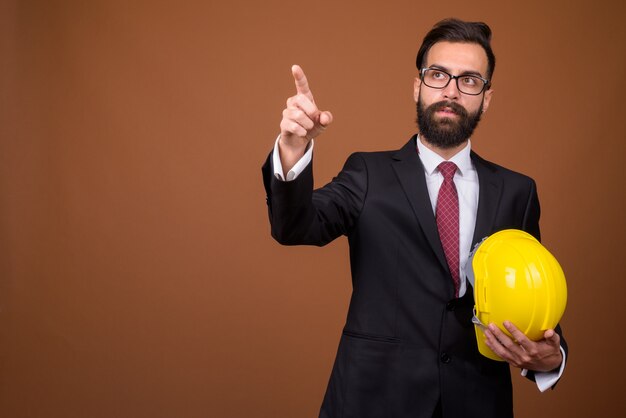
[482,88,494,113]
[413,77,422,102]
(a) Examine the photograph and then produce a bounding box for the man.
[262,18,567,418]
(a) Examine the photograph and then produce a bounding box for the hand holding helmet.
[468,229,567,371]
[484,320,563,372]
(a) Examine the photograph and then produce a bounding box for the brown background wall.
[1,0,624,417]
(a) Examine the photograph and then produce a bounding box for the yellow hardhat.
[467,229,567,361]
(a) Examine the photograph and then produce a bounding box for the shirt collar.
[416,135,473,176]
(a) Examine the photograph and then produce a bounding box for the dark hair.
[416,18,496,82]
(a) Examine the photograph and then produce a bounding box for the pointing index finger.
[292,64,314,102]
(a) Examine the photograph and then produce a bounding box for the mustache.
[429,100,468,116]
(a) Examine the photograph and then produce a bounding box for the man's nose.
[442,77,460,100]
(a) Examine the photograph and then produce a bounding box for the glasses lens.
[422,69,450,88]
[457,75,485,95]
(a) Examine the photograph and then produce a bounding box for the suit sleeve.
[522,179,541,241]
[261,152,368,246]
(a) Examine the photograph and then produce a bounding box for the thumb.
[544,329,560,346]
[319,110,333,127]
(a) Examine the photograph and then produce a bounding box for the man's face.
[414,41,493,148]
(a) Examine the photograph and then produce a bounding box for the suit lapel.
[391,140,504,273]
[392,136,449,273]
[471,152,503,246]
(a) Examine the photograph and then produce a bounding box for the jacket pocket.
[342,330,401,344]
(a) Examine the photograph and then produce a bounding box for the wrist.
[278,135,308,161]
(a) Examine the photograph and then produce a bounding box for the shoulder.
[346,149,396,163]
[341,135,417,166]
[471,151,536,187]
[339,150,400,179]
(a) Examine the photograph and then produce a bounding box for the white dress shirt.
[415,137,477,298]
[271,134,565,391]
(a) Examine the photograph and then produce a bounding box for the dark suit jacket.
[262,135,566,418]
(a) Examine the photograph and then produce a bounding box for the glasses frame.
[420,68,490,96]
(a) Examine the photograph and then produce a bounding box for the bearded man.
[262,18,567,418]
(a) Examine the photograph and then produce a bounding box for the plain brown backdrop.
[1,0,624,417]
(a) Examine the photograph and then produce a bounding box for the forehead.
[425,41,489,76]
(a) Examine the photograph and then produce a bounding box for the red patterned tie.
[436,162,460,298]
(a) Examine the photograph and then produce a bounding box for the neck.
[419,136,468,160]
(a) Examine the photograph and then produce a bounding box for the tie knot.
[438,161,457,181]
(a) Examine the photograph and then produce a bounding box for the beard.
[416,95,483,149]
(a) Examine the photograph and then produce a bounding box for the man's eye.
[433,72,445,79]
[461,77,477,86]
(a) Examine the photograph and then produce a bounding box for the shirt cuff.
[272,135,314,181]
[521,346,567,392]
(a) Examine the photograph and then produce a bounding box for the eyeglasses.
[420,68,490,96]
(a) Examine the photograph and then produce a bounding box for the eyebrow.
[428,64,485,79]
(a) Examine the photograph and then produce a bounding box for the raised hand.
[278,65,333,172]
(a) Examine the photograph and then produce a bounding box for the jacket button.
[440,352,451,364]
[446,300,456,311]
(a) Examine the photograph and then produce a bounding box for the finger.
[485,326,530,368]
[292,65,315,102]
[483,328,513,361]
[488,324,524,355]
[319,110,333,127]
[544,329,560,346]
[503,321,541,356]
[280,119,308,138]
[503,321,529,345]
[488,323,511,344]
[287,94,318,118]
[484,326,508,353]
[283,108,315,130]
